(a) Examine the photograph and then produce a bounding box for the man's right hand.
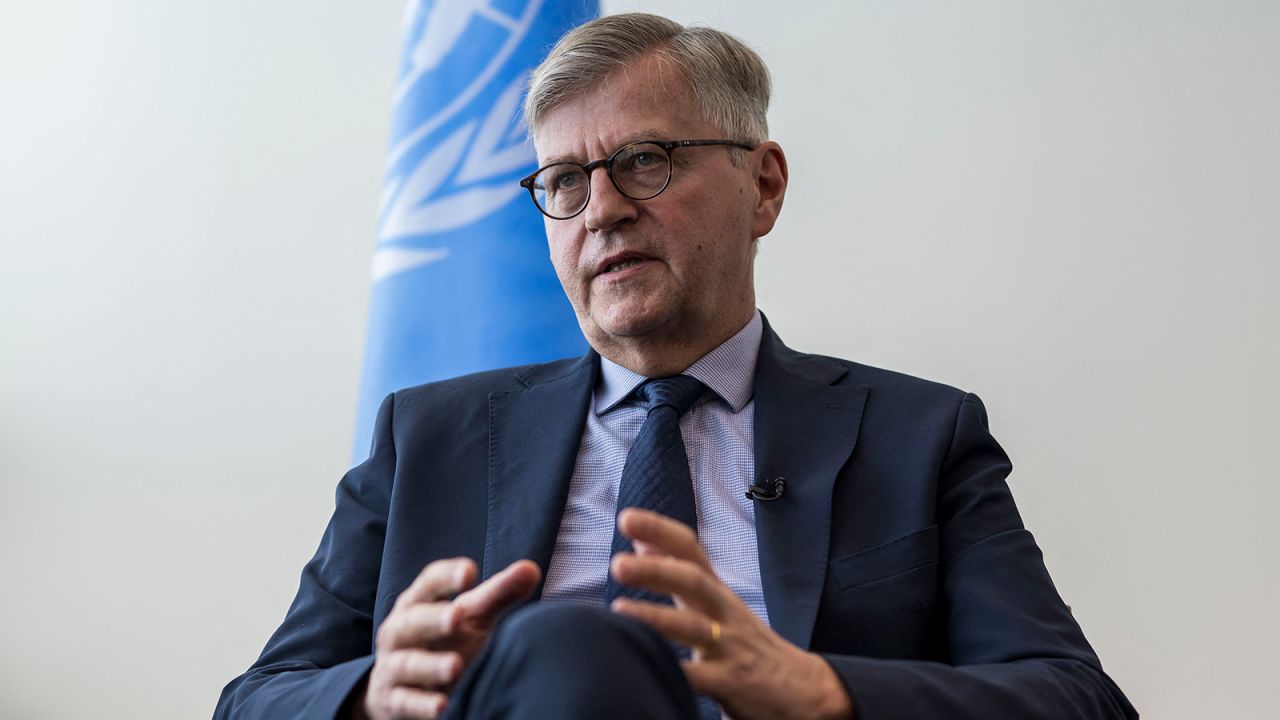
[357,557,541,720]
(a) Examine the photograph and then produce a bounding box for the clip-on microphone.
[746,476,786,502]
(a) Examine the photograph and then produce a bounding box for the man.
[217,13,1136,720]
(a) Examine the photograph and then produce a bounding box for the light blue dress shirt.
[542,311,770,626]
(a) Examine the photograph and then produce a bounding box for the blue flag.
[355,0,598,459]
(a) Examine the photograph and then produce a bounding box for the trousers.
[443,603,701,720]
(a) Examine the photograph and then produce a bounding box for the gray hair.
[524,13,771,144]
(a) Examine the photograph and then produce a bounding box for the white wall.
[1,1,1275,717]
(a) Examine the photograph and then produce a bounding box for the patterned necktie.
[605,376,722,720]
[604,375,705,605]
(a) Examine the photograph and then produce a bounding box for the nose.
[583,167,638,232]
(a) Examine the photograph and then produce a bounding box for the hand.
[609,509,855,720]
[358,557,541,720]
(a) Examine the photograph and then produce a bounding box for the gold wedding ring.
[694,620,722,658]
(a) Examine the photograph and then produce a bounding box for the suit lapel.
[753,322,868,649]
[484,353,597,598]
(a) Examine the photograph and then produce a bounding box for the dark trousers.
[444,603,702,720]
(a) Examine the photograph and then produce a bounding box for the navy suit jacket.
[216,321,1136,718]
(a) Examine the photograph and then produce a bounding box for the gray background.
[1,1,1276,717]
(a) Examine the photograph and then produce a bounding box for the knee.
[491,602,663,664]
[485,603,691,709]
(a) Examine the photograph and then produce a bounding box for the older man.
[216,13,1136,720]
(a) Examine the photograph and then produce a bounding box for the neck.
[594,306,756,377]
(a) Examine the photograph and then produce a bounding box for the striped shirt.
[542,311,770,626]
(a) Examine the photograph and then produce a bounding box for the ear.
[750,141,788,239]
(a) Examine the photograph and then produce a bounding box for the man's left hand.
[609,508,856,720]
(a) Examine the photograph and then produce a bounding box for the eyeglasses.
[519,139,756,220]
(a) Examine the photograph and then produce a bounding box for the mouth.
[595,252,654,278]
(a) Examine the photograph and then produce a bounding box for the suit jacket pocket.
[832,525,938,590]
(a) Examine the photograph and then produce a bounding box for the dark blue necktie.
[604,375,705,605]
[605,376,721,720]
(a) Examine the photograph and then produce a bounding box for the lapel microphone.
[746,476,786,502]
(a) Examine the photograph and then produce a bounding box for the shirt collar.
[594,310,763,415]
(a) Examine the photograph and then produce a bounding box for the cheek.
[547,243,567,275]
[546,236,588,304]
[545,232,574,273]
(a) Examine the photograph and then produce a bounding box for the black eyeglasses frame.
[519,139,757,220]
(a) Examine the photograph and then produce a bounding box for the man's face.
[532,53,775,364]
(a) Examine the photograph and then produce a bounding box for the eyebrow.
[540,129,667,166]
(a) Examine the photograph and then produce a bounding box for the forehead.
[532,54,714,162]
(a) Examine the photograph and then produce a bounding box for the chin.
[591,309,671,341]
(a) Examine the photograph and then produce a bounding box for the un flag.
[355,0,598,459]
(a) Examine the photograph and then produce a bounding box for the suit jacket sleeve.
[213,393,398,719]
[823,394,1137,719]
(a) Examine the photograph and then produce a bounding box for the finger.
[395,558,478,609]
[610,597,720,651]
[632,539,669,557]
[680,658,730,697]
[377,686,448,720]
[453,559,541,625]
[617,509,711,570]
[609,553,725,616]
[379,649,465,689]
[377,601,462,650]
